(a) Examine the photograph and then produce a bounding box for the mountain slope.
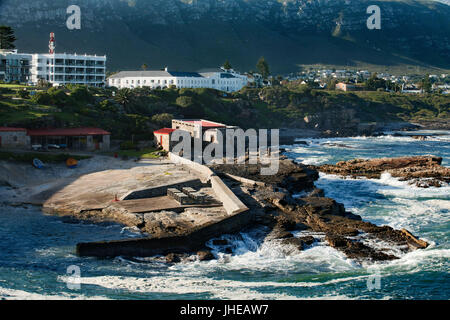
[0,0,449,74]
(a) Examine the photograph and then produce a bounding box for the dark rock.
[281,238,305,251]
[197,250,215,261]
[298,236,315,245]
[166,253,181,263]
[314,156,449,188]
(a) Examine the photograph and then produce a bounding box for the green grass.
[0,84,30,89]
[0,151,91,163]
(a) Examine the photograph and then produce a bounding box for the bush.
[175,95,194,108]
[31,91,52,105]
[151,113,173,127]
[70,86,94,103]
[16,89,30,99]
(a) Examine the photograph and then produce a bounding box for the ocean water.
[0,131,449,300]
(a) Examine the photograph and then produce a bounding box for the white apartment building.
[30,53,106,87]
[0,49,31,83]
[0,50,106,87]
[108,68,248,92]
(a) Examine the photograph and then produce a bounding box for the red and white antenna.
[49,32,56,54]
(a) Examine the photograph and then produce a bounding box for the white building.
[108,68,248,92]
[0,50,106,87]
[30,53,106,87]
[0,49,31,83]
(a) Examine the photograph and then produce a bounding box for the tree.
[420,74,432,93]
[151,113,173,127]
[0,25,16,49]
[256,57,270,79]
[114,88,135,112]
[223,60,232,70]
[365,73,387,91]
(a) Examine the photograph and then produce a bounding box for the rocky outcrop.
[315,156,450,187]
[211,159,319,193]
[212,161,429,262]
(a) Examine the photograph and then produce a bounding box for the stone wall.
[0,131,30,148]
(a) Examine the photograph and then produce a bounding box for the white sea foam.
[0,286,108,300]
[57,271,368,300]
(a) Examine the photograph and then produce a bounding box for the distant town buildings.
[108,68,248,92]
[336,82,357,92]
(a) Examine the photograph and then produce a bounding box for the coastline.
[0,130,449,299]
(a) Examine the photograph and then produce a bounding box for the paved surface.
[33,158,201,213]
[117,195,222,213]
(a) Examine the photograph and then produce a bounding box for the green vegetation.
[0,25,16,49]
[0,82,448,144]
[256,57,270,79]
[0,151,90,163]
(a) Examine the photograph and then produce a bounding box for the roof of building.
[154,128,176,135]
[109,70,205,79]
[109,70,238,79]
[0,127,27,132]
[27,127,110,136]
[181,120,226,128]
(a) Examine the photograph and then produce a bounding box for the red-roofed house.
[153,128,175,151]
[171,119,231,142]
[0,127,29,148]
[27,127,111,151]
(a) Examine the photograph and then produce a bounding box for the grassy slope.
[0,85,448,140]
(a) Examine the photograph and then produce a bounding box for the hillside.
[0,0,449,74]
[1,84,448,140]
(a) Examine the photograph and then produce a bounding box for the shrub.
[70,86,94,103]
[176,95,194,108]
[16,89,30,99]
[31,91,52,105]
[151,113,173,127]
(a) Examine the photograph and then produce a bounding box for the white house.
[108,68,248,92]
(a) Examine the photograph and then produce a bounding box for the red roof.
[0,127,26,132]
[154,128,175,135]
[27,127,111,136]
[182,120,225,128]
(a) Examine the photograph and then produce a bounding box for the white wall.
[109,73,248,92]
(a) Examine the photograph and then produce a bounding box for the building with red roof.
[153,128,176,151]
[0,127,29,148]
[26,127,111,151]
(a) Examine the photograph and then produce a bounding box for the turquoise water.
[0,131,449,299]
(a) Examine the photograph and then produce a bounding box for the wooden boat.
[66,158,78,169]
[32,158,44,169]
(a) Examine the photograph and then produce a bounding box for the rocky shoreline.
[208,158,430,263]
[1,153,441,264]
[314,156,450,188]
